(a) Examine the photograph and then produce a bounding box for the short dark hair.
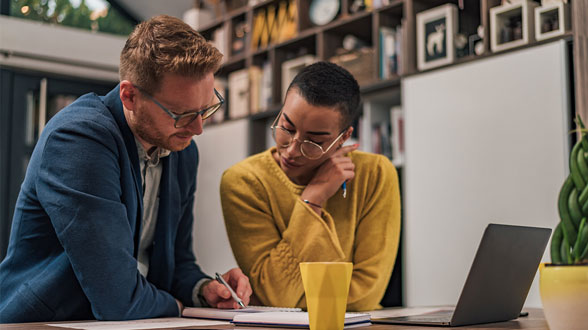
[286,61,360,129]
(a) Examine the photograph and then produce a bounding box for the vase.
[539,263,588,330]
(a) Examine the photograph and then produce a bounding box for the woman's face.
[273,90,351,185]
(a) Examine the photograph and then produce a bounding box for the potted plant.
[539,115,588,330]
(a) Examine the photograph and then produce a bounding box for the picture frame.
[416,4,458,71]
[490,0,538,53]
[535,2,570,41]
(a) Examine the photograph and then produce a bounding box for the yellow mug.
[299,262,353,330]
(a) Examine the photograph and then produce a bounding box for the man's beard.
[132,108,191,152]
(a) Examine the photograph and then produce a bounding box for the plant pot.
[539,263,588,330]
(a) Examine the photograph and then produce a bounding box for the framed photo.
[416,4,458,71]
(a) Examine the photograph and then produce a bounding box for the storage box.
[281,55,316,101]
[329,48,375,86]
[228,68,250,119]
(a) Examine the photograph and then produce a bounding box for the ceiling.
[110,0,197,22]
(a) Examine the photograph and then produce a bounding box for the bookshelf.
[193,0,577,308]
[197,0,573,159]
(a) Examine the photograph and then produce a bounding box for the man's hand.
[301,144,358,207]
[201,268,252,309]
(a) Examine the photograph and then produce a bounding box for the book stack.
[379,24,404,79]
[183,307,371,328]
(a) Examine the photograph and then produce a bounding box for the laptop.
[373,223,551,327]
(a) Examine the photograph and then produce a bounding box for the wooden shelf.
[250,106,281,121]
[198,17,225,34]
[323,10,373,32]
[376,0,405,13]
[227,5,249,19]
[406,32,574,77]
[361,77,402,94]
[251,0,277,10]
[199,0,577,154]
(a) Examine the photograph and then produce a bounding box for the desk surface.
[2,308,548,330]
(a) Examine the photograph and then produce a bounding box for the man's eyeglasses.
[134,85,224,128]
[270,111,346,160]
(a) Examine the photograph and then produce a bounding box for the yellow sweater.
[220,147,401,311]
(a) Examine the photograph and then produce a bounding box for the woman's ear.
[341,126,354,145]
[119,80,138,112]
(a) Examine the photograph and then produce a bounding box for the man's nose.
[186,115,203,135]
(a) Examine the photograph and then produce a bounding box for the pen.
[342,182,347,198]
[215,272,245,308]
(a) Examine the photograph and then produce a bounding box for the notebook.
[373,223,551,327]
[182,306,302,321]
[231,311,371,328]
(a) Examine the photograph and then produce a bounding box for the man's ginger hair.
[119,15,223,94]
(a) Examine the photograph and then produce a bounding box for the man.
[0,15,251,323]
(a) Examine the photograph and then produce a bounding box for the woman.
[220,61,400,311]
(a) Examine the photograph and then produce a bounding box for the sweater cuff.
[192,278,212,307]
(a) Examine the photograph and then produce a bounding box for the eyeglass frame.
[133,84,224,128]
[270,110,348,160]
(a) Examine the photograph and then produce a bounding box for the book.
[260,60,273,110]
[232,311,371,328]
[228,68,251,119]
[182,306,302,321]
[249,65,262,114]
[379,26,396,79]
[390,106,405,166]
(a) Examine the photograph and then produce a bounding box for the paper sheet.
[48,317,229,330]
[367,306,452,319]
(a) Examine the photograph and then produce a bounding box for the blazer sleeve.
[171,145,211,306]
[35,119,179,320]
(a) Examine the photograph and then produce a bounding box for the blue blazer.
[0,86,208,322]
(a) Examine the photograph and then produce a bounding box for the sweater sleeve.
[220,167,346,308]
[346,156,401,311]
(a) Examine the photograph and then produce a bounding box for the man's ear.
[119,80,138,112]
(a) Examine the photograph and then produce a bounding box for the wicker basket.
[329,48,375,86]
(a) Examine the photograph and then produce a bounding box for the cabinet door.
[1,71,115,260]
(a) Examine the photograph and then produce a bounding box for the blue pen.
[342,182,347,198]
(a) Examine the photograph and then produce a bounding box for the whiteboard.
[192,119,250,275]
[403,40,570,308]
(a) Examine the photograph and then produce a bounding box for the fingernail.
[354,143,359,147]
[238,291,243,296]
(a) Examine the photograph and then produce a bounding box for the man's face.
[130,72,215,151]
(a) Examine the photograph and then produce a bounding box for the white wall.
[192,119,250,275]
[0,16,124,81]
[403,40,570,308]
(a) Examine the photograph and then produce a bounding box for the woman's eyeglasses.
[270,111,346,160]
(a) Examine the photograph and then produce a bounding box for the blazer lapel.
[102,85,143,256]
[147,153,180,290]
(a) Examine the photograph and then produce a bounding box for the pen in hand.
[342,182,347,198]
[215,272,245,308]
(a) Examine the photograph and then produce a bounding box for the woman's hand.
[301,144,358,209]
